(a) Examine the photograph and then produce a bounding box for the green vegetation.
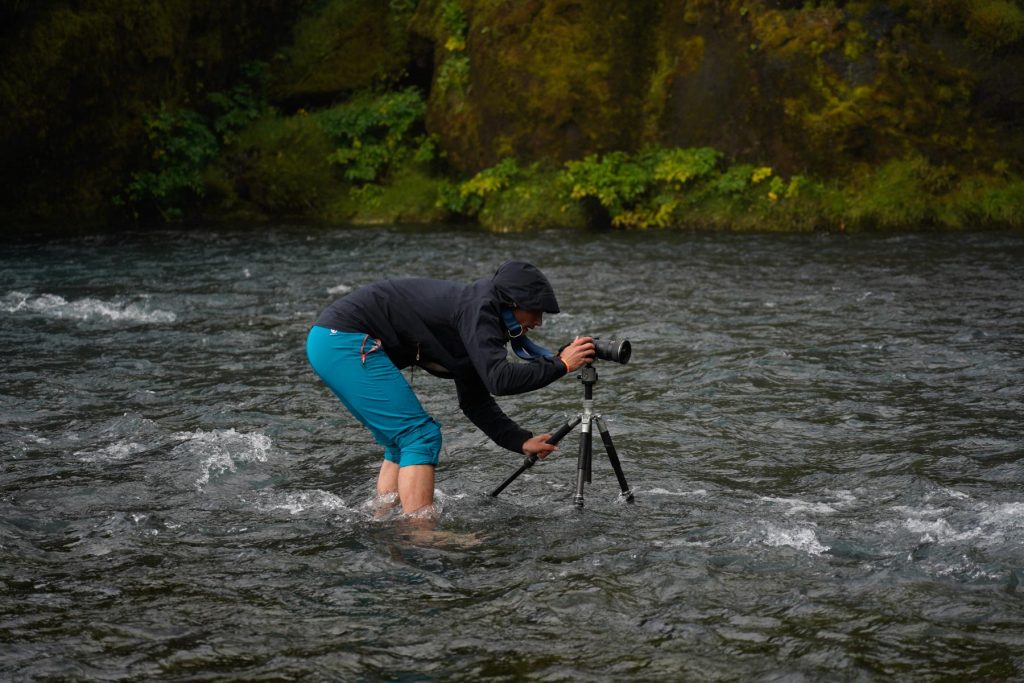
[116,63,269,222]
[434,0,471,97]
[321,88,436,184]
[2,0,1023,234]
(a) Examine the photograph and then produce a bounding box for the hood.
[491,261,560,313]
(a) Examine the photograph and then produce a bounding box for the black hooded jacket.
[314,261,567,453]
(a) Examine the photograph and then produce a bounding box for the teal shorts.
[306,325,442,467]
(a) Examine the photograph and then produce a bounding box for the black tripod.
[490,363,635,507]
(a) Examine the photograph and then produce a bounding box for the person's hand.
[559,336,595,372]
[522,433,558,459]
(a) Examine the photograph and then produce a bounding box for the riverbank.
[125,141,1024,234]
[5,2,1024,237]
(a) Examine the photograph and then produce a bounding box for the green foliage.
[435,0,471,96]
[437,160,587,230]
[559,148,815,229]
[441,157,520,215]
[478,167,588,232]
[711,164,755,196]
[974,179,1024,227]
[441,0,468,39]
[271,0,411,99]
[116,109,219,221]
[563,152,651,216]
[207,62,270,141]
[966,0,1024,50]
[845,155,956,228]
[214,110,340,216]
[321,88,434,183]
[115,62,272,222]
[342,165,451,224]
[648,147,720,186]
[428,143,1024,232]
[436,54,471,96]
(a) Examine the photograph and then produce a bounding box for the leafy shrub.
[845,155,955,228]
[562,152,651,216]
[944,174,1024,228]
[117,109,219,221]
[320,88,434,183]
[711,164,755,196]
[440,157,520,215]
[342,166,450,224]
[117,63,271,222]
[207,62,270,142]
[966,0,1024,50]
[478,165,587,231]
[223,111,338,214]
[436,0,471,95]
[612,195,680,229]
[648,147,720,186]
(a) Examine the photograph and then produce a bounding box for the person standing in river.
[306,261,595,517]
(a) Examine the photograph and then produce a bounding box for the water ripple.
[1,228,1022,680]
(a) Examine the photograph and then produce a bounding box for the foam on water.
[1,291,176,323]
[760,524,830,556]
[761,496,838,515]
[894,499,1024,547]
[251,489,350,515]
[645,487,708,497]
[171,428,273,490]
[75,441,147,463]
[979,501,1024,532]
[326,284,352,296]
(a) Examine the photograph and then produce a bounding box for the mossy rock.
[412,0,667,173]
[270,0,415,104]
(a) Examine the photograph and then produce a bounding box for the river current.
[2,227,1022,681]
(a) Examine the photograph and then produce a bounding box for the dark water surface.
[2,227,1023,681]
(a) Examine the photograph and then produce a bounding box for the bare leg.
[398,464,436,516]
[374,460,400,517]
[377,459,399,496]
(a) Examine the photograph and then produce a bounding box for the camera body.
[592,337,631,364]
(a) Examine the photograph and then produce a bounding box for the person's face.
[513,308,543,331]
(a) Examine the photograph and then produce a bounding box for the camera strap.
[501,308,555,361]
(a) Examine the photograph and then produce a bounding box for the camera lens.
[593,338,631,364]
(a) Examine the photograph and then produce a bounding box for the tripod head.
[578,362,598,384]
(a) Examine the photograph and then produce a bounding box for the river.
[2,226,1022,680]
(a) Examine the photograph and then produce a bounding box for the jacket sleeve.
[455,374,532,453]
[456,303,567,397]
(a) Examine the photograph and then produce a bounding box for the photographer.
[306,261,595,517]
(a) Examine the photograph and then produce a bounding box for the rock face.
[2,0,1022,228]
[412,0,1022,177]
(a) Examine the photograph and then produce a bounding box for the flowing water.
[2,226,1023,681]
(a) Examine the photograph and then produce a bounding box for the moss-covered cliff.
[2,0,1022,233]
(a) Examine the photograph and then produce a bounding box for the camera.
[592,337,631,364]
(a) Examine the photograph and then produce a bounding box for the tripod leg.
[595,416,634,503]
[489,416,582,497]
[573,416,592,508]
